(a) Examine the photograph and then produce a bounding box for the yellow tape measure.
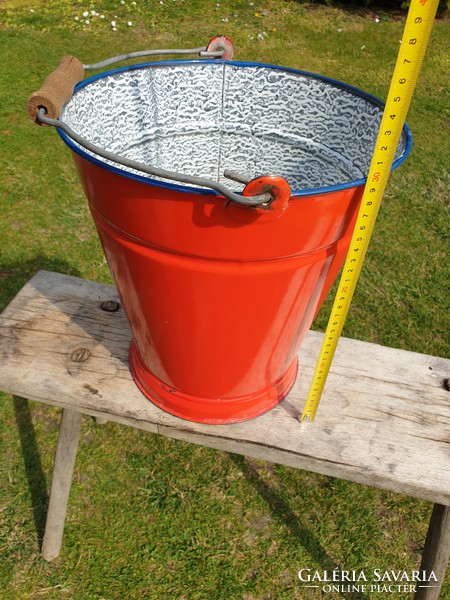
[300,0,439,423]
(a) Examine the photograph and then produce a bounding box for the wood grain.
[415,504,450,600]
[0,270,449,504]
[41,409,82,561]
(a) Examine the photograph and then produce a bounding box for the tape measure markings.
[300,0,439,423]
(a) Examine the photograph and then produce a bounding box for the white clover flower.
[83,11,89,17]
[111,20,116,26]
[221,17,228,22]
[85,19,90,24]
[74,16,79,21]
[132,1,137,4]
[100,15,105,19]
[112,27,117,31]
[375,17,380,23]
[257,33,264,40]
[127,21,133,26]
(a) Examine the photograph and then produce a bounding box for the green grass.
[0,1,449,599]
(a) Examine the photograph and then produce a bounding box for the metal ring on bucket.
[243,176,292,213]
[206,36,234,60]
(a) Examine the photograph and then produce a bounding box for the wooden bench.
[0,270,448,599]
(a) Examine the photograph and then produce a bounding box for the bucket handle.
[26,38,234,124]
[26,38,292,209]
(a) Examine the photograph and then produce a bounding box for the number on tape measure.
[300,0,439,423]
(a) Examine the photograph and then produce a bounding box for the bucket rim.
[57,58,413,198]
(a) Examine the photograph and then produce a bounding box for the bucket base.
[129,342,298,425]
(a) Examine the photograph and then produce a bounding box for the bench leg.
[41,409,82,561]
[414,504,450,600]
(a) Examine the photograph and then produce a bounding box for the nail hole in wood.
[101,300,120,312]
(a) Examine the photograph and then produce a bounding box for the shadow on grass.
[0,254,81,311]
[293,0,448,19]
[2,255,80,545]
[230,454,370,600]
[13,396,50,546]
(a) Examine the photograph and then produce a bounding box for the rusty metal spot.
[71,348,91,362]
[161,383,176,394]
[101,300,120,312]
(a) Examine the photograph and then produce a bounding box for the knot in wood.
[71,347,91,363]
[101,300,120,312]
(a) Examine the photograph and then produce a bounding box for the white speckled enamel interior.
[61,61,409,192]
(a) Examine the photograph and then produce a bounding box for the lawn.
[0,1,448,599]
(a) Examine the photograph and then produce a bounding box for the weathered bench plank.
[0,270,449,505]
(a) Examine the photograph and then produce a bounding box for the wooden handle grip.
[27,56,85,125]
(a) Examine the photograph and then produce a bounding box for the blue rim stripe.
[57,59,413,197]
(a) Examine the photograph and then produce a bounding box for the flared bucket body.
[59,59,411,424]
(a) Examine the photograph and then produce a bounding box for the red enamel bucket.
[28,40,411,423]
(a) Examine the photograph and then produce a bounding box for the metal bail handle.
[243,176,292,212]
[28,37,293,210]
